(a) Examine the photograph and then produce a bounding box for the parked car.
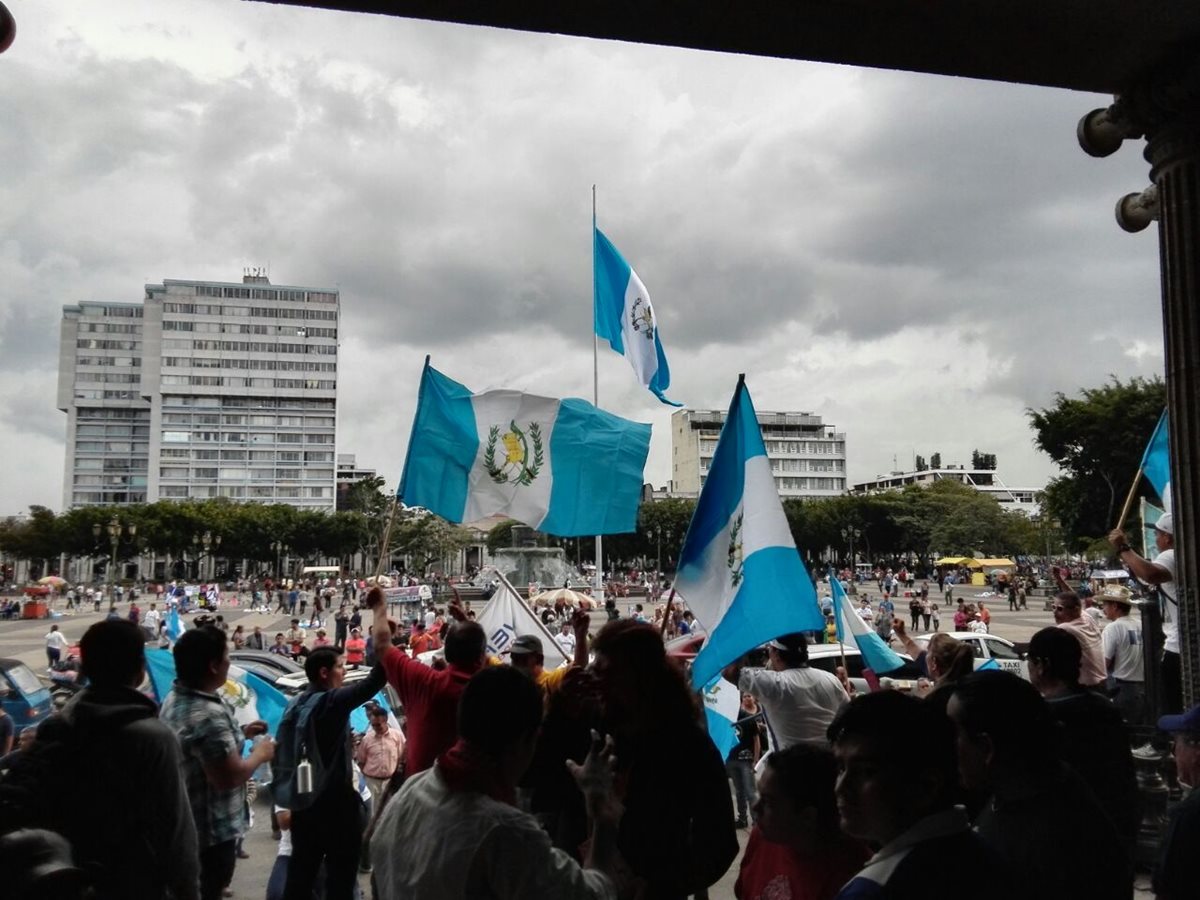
[913,631,1029,679]
[1,657,54,731]
[229,649,304,676]
[664,633,919,694]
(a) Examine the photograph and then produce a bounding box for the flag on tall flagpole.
[830,572,906,674]
[398,359,652,537]
[593,227,680,406]
[1140,408,1171,513]
[674,376,824,689]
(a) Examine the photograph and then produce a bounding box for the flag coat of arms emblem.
[594,227,680,406]
[673,376,824,689]
[399,360,652,537]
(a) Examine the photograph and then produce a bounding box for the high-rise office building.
[671,408,847,498]
[58,274,340,510]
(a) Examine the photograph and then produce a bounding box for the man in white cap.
[1098,586,1144,725]
[1109,512,1178,713]
[723,633,849,749]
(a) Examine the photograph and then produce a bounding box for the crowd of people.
[0,509,1193,900]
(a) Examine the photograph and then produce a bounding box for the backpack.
[271,690,329,812]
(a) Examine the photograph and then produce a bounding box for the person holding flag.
[1109,512,1179,713]
[723,633,848,750]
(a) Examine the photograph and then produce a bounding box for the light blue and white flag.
[165,605,187,643]
[700,675,742,761]
[1140,408,1171,513]
[831,573,906,675]
[674,377,824,689]
[399,360,652,537]
[594,227,680,407]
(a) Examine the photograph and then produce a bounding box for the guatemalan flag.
[399,359,652,537]
[830,573,906,675]
[1141,408,1171,513]
[594,227,680,406]
[674,376,824,689]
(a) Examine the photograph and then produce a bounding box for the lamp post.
[96,515,136,605]
[841,525,862,594]
[272,540,284,581]
[192,530,221,582]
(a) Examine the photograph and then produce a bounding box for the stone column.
[1133,56,1200,707]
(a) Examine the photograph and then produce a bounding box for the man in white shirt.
[144,603,162,636]
[1099,587,1144,725]
[1110,512,1178,713]
[553,621,576,657]
[724,633,849,749]
[44,624,69,668]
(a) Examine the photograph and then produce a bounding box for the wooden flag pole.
[1114,465,1145,531]
[659,587,677,638]
[372,495,401,582]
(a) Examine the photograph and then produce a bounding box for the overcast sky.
[0,0,1165,515]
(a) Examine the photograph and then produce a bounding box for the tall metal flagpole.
[592,185,604,603]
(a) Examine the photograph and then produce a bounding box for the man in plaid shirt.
[161,626,275,900]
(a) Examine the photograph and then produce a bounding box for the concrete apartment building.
[59,273,339,510]
[671,409,848,498]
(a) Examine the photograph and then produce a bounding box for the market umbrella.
[530,587,596,610]
[37,575,69,588]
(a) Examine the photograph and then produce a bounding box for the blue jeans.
[727,757,757,822]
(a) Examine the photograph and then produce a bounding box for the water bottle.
[296,758,314,795]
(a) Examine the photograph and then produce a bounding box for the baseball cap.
[1157,703,1200,735]
[509,634,544,656]
[1156,513,1174,535]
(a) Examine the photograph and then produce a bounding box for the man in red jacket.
[366,587,487,774]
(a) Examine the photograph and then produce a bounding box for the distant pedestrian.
[44,625,68,669]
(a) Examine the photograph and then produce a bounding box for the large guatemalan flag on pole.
[674,376,824,689]
[399,359,652,537]
[1141,409,1171,513]
[594,227,681,407]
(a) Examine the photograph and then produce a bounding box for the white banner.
[475,576,568,669]
[381,585,433,603]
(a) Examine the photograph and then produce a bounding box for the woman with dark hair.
[590,619,738,899]
[735,744,869,900]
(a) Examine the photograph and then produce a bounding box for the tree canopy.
[1028,375,1165,548]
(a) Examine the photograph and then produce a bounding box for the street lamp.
[98,515,136,604]
[272,540,284,580]
[841,526,862,592]
[192,530,222,581]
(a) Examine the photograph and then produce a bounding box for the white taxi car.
[914,631,1028,679]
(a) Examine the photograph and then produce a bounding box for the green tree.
[391,512,472,574]
[1028,376,1165,548]
[486,519,520,555]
